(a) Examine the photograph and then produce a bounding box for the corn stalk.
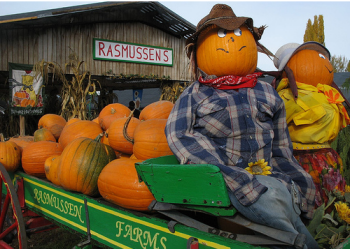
[34,51,100,121]
[159,81,189,103]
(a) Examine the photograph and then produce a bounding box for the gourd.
[58,135,116,196]
[286,49,334,86]
[22,141,63,177]
[0,133,21,172]
[107,117,141,154]
[133,119,173,160]
[34,128,56,142]
[139,100,174,121]
[196,25,257,77]
[98,158,155,211]
[38,114,67,140]
[59,120,103,148]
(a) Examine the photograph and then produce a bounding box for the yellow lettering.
[69,203,74,216]
[160,237,167,249]
[33,188,38,201]
[133,227,143,244]
[143,231,159,249]
[116,221,125,237]
[124,225,133,240]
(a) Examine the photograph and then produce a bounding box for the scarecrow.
[165,4,318,249]
[274,42,350,207]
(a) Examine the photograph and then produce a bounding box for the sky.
[0,0,349,71]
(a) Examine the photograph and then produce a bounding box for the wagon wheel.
[0,163,27,249]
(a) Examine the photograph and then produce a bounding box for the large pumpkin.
[59,120,103,148]
[108,117,141,154]
[34,128,56,142]
[139,100,174,121]
[0,134,21,172]
[98,103,131,131]
[44,155,61,186]
[38,114,67,140]
[286,49,334,86]
[133,119,173,160]
[196,25,257,77]
[58,135,116,196]
[98,158,155,211]
[22,141,63,177]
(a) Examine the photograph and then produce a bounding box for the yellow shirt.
[276,78,350,150]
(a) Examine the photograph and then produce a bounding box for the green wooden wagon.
[1,155,349,249]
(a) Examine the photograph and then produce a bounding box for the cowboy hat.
[186,4,265,45]
[273,41,331,71]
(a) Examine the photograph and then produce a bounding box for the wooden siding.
[0,22,191,81]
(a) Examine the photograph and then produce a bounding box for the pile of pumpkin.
[0,100,175,211]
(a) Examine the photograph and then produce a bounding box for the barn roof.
[0,1,196,39]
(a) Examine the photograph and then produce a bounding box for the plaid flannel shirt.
[165,80,316,219]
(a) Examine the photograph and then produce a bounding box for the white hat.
[273,41,331,71]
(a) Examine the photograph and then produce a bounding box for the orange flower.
[324,89,341,104]
[309,170,320,184]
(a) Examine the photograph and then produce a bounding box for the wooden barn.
[0,1,196,109]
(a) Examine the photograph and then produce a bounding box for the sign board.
[9,63,44,116]
[93,38,173,66]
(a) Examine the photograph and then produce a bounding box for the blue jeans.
[228,175,319,249]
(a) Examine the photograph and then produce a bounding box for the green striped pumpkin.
[58,134,116,196]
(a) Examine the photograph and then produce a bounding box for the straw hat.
[273,41,331,71]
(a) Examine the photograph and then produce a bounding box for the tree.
[331,55,350,73]
[303,15,325,46]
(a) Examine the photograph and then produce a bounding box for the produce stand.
[1,156,350,249]
[0,161,263,249]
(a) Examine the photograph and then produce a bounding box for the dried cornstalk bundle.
[159,81,189,103]
[34,51,100,121]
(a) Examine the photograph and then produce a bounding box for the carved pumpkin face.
[286,49,334,86]
[196,25,257,77]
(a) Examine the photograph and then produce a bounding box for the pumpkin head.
[98,158,155,211]
[58,135,116,196]
[0,133,21,172]
[139,100,174,121]
[286,49,334,86]
[196,25,257,77]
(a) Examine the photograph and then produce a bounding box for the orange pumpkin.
[66,117,81,126]
[98,103,131,130]
[196,25,257,77]
[58,135,116,196]
[139,100,174,121]
[0,133,21,172]
[34,128,56,142]
[98,158,155,211]
[286,49,334,86]
[44,155,61,186]
[108,117,141,154]
[22,141,63,178]
[59,120,103,148]
[133,119,173,160]
[8,135,34,152]
[38,114,67,140]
